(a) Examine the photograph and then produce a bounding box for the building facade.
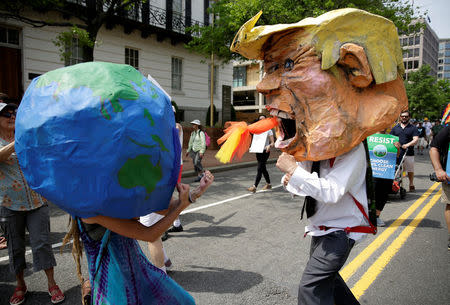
[0,0,232,125]
[438,38,450,81]
[232,60,266,114]
[399,18,439,80]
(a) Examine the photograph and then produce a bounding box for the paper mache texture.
[15,62,180,218]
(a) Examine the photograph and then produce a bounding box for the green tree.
[187,0,421,62]
[436,79,450,118]
[404,65,443,119]
[0,0,145,62]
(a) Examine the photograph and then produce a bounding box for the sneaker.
[247,185,256,193]
[168,225,183,233]
[262,184,272,190]
[409,185,415,192]
[161,231,169,241]
[164,259,172,269]
[376,217,385,227]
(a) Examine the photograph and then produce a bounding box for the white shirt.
[283,143,369,241]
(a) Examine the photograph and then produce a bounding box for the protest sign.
[249,131,269,153]
[367,133,399,179]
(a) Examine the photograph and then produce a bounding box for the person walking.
[390,110,419,191]
[0,92,8,251]
[247,115,275,193]
[185,119,206,182]
[417,121,426,155]
[0,102,65,305]
[429,126,450,250]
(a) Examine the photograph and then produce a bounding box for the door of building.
[0,46,22,103]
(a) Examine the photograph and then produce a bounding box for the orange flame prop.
[215,117,278,163]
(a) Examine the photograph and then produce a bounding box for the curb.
[181,158,278,178]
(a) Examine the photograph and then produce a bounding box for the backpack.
[203,131,211,147]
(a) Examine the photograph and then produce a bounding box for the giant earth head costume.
[231,8,408,161]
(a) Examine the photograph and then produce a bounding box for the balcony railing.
[124,3,204,37]
[65,1,204,38]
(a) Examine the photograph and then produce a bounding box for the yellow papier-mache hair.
[230,8,404,84]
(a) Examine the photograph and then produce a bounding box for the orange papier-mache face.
[258,29,407,161]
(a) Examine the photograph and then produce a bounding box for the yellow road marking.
[340,182,440,281]
[351,189,442,299]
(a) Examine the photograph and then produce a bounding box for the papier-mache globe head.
[231,8,408,161]
[15,62,180,218]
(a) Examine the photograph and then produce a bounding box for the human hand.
[175,183,190,210]
[265,145,270,153]
[283,173,292,186]
[199,170,214,191]
[190,171,214,202]
[394,142,401,149]
[401,144,409,150]
[199,153,204,158]
[435,169,450,182]
[276,153,298,175]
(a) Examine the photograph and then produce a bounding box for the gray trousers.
[298,230,360,305]
[189,150,204,175]
[2,205,56,274]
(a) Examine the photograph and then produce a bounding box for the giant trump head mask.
[230,8,408,161]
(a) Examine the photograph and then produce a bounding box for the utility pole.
[210,6,215,127]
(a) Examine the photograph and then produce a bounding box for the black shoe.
[161,231,169,241]
[168,225,183,233]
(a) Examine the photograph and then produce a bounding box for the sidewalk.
[181,148,282,177]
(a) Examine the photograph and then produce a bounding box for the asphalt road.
[1,150,449,305]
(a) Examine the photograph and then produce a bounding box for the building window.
[409,37,414,46]
[0,26,19,46]
[233,66,247,87]
[413,60,419,69]
[407,61,412,69]
[415,36,420,45]
[439,59,443,64]
[438,73,442,78]
[438,66,443,71]
[125,47,139,70]
[65,38,84,66]
[414,48,419,57]
[208,65,218,96]
[445,58,450,64]
[171,57,183,91]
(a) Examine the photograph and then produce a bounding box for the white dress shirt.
[283,143,369,241]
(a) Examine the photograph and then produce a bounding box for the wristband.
[188,192,196,203]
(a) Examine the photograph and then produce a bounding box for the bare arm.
[0,141,15,162]
[266,134,275,152]
[82,183,191,242]
[429,147,450,182]
[81,171,215,242]
[401,136,418,150]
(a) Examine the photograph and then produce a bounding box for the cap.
[190,119,201,126]
[0,102,18,113]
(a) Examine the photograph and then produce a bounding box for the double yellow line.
[339,182,441,299]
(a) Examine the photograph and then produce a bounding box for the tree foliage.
[405,65,450,120]
[0,0,145,62]
[187,0,423,62]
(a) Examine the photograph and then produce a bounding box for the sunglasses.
[400,115,409,118]
[0,110,17,118]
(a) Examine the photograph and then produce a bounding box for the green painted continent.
[118,155,162,195]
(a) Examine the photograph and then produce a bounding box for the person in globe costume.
[14,62,214,304]
[224,8,408,304]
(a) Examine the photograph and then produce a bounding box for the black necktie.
[301,161,320,220]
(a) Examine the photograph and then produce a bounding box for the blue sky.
[413,0,450,38]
